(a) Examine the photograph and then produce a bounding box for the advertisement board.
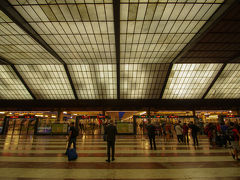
[116,122,134,134]
[51,124,68,134]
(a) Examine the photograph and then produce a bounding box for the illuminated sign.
[225,115,240,118]
[10,116,35,119]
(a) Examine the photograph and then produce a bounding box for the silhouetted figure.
[147,122,157,150]
[104,120,117,162]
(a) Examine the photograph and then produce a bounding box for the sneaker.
[106,159,110,163]
[232,153,235,160]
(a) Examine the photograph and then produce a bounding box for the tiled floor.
[0,134,239,180]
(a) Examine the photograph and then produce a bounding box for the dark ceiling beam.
[0,99,239,111]
[202,52,240,99]
[0,0,78,100]
[113,0,120,100]
[202,63,226,99]
[171,0,237,64]
[159,63,173,99]
[0,57,37,100]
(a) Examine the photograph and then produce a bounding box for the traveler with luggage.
[66,122,78,161]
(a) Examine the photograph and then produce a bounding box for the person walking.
[147,121,157,150]
[175,122,183,144]
[189,122,199,146]
[183,123,189,144]
[104,120,117,163]
[66,122,78,152]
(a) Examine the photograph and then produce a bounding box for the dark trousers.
[177,135,183,143]
[192,135,198,146]
[107,140,115,160]
[183,134,189,144]
[68,137,76,149]
[149,136,156,149]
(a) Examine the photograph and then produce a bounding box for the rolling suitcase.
[67,148,78,161]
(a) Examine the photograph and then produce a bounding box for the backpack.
[227,128,238,141]
[71,127,79,137]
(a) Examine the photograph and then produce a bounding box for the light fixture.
[63,111,67,114]
[52,115,56,118]
[35,115,43,117]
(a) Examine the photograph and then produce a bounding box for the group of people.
[204,121,240,161]
[146,121,200,150]
[65,120,240,162]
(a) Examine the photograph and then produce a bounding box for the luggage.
[67,148,78,161]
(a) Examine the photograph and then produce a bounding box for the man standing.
[105,120,117,162]
[147,121,157,150]
[189,122,199,146]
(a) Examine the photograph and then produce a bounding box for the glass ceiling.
[0,10,59,64]
[0,0,238,101]
[10,0,115,64]
[206,64,240,99]
[68,64,117,99]
[120,63,169,99]
[120,0,223,63]
[16,65,75,99]
[163,64,222,99]
[0,65,32,99]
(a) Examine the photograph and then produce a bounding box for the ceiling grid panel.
[163,63,223,99]
[68,64,117,100]
[0,9,60,64]
[205,64,240,99]
[120,0,224,64]
[0,64,33,100]
[8,0,116,64]
[15,65,75,100]
[120,63,169,99]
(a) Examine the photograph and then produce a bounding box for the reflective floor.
[0,134,239,180]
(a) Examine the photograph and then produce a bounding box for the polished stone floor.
[0,134,239,180]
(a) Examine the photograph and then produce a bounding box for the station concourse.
[0,0,240,179]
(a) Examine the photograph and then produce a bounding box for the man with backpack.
[67,122,78,150]
[227,122,240,160]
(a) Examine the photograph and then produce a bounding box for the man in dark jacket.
[147,122,157,150]
[189,122,199,146]
[67,122,78,150]
[104,120,117,162]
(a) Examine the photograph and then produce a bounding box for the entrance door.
[8,118,21,135]
[7,118,36,135]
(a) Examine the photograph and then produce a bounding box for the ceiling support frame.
[0,0,78,100]
[159,63,173,99]
[113,0,120,99]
